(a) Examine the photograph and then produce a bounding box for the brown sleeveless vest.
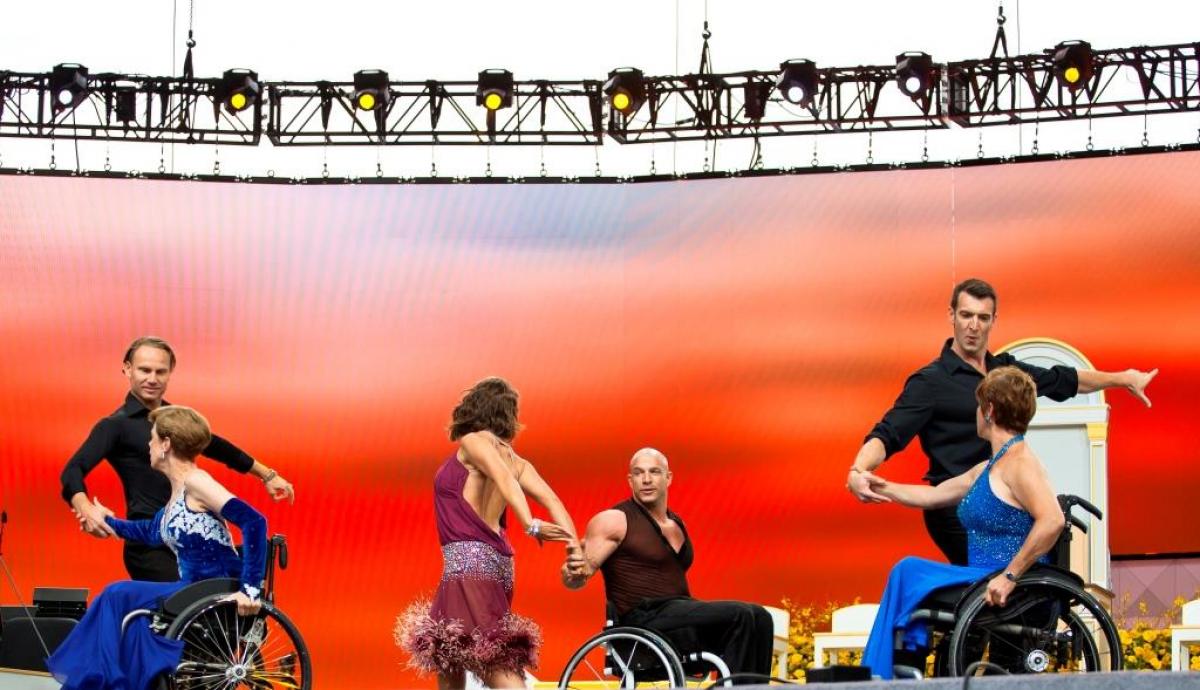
[600,498,694,615]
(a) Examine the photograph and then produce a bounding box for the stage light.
[603,68,646,115]
[49,63,88,112]
[1052,41,1094,91]
[476,69,513,111]
[353,69,389,111]
[743,80,772,120]
[895,52,933,99]
[776,59,818,106]
[216,69,259,113]
[114,88,137,123]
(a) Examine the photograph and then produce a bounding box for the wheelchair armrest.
[120,608,156,636]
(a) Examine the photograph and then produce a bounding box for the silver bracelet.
[525,518,541,538]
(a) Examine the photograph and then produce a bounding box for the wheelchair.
[898,495,1123,679]
[558,602,732,688]
[121,534,311,689]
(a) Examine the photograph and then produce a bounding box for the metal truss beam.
[0,71,261,145]
[267,79,603,145]
[945,43,1200,127]
[1,42,1196,148]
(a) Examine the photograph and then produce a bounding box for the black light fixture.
[1051,41,1094,91]
[603,67,646,115]
[216,68,259,113]
[476,69,514,111]
[49,63,89,112]
[895,51,934,99]
[776,59,818,106]
[743,79,773,120]
[353,69,389,111]
[114,88,137,123]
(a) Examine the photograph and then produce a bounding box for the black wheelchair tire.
[946,578,1122,676]
[558,626,685,689]
[164,595,312,689]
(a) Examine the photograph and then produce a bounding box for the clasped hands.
[846,468,891,504]
[72,496,117,538]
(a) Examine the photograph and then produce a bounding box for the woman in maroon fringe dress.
[396,377,576,689]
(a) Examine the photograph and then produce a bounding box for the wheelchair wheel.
[946,579,1121,676]
[558,626,685,689]
[164,596,312,689]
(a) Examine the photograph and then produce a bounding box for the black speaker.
[806,664,872,683]
[33,587,88,621]
[0,617,77,671]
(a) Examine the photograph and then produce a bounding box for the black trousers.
[123,541,178,582]
[620,597,775,684]
[923,506,969,566]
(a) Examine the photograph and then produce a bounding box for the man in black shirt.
[847,279,1157,565]
[61,336,296,581]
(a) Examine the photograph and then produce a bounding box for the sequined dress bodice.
[956,438,1048,570]
[161,491,243,583]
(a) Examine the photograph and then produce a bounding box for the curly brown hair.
[448,377,523,442]
[976,366,1037,434]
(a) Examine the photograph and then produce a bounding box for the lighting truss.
[0,71,262,145]
[266,79,604,145]
[1,42,1196,148]
[945,43,1200,126]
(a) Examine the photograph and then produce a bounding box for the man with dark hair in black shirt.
[61,336,296,581]
[847,279,1157,565]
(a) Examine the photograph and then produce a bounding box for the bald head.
[629,447,668,469]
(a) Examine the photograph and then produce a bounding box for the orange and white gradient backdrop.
[1,151,1197,687]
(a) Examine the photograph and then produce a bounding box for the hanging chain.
[539,144,547,177]
[159,146,166,174]
[977,130,984,159]
[430,145,438,177]
[811,138,819,167]
[1086,117,1094,151]
[1031,119,1039,155]
[212,144,220,175]
[702,139,710,173]
[866,131,874,165]
[594,144,602,177]
[376,145,383,178]
[1141,113,1149,147]
[650,143,657,175]
[485,146,493,177]
[921,130,929,163]
[49,139,57,170]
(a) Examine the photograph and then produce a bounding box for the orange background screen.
[1,151,1197,687]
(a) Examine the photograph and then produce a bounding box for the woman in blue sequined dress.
[47,405,268,690]
[859,366,1066,679]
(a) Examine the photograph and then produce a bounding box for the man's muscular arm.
[562,509,626,590]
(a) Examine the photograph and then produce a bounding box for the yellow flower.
[1142,630,1158,643]
[1119,630,1132,646]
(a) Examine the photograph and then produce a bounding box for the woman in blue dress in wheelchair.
[858,366,1066,679]
[47,405,268,690]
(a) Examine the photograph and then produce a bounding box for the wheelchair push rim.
[558,626,686,689]
[164,596,312,689]
[945,578,1122,676]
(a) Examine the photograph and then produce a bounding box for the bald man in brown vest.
[562,448,774,683]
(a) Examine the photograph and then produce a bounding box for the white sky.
[2,0,1198,177]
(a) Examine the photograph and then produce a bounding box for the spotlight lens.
[904,75,923,95]
[56,89,74,106]
[612,91,631,111]
[785,85,805,104]
[1064,66,1081,84]
[230,92,248,111]
[358,92,377,111]
[484,92,503,110]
